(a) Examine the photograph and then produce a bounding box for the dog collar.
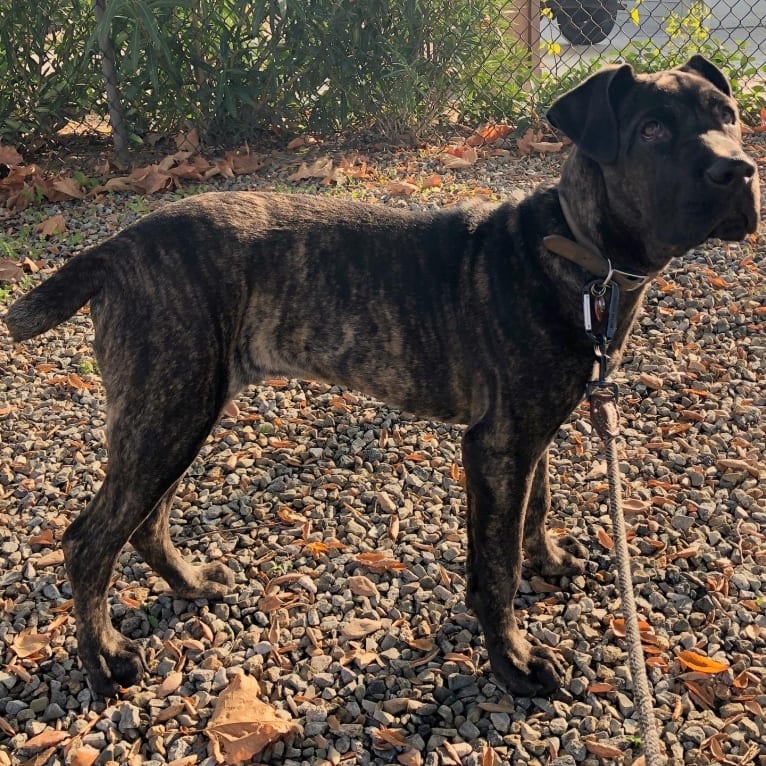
[545,194,653,292]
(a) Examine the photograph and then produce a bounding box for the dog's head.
[547,56,760,256]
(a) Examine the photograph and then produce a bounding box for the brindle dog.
[5,56,760,697]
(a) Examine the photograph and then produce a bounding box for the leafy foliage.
[0,0,763,146]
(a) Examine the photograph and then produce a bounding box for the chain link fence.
[0,0,763,158]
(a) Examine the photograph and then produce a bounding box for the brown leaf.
[530,140,564,153]
[287,157,336,183]
[386,180,418,195]
[421,174,443,189]
[69,746,100,766]
[481,745,502,766]
[0,144,23,165]
[585,739,623,758]
[29,529,55,546]
[612,617,652,637]
[622,497,650,515]
[0,259,23,283]
[51,177,86,199]
[373,727,410,748]
[11,629,50,659]
[157,670,184,698]
[341,618,382,639]
[677,650,730,674]
[354,552,406,572]
[516,128,543,155]
[638,372,663,390]
[397,750,423,766]
[67,372,92,390]
[175,128,201,153]
[19,729,70,753]
[205,673,297,765]
[529,575,561,594]
[36,549,65,567]
[597,527,614,550]
[34,214,67,237]
[439,146,478,169]
[587,681,616,694]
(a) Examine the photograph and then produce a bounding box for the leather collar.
[544,193,654,292]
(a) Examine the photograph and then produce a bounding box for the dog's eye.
[720,107,736,125]
[639,120,668,142]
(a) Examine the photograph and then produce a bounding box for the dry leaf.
[530,140,564,153]
[0,259,23,283]
[354,551,406,572]
[585,739,623,758]
[439,146,478,169]
[421,174,443,188]
[36,549,65,567]
[35,214,67,237]
[677,650,730,674]
[70,746,100,766]
[51,177,87,199]
[481,745,502,766]
[157,670,183,698]
[597,527,614,550]
[397,750,423,765]
[287,157,340,184]
[373,727,410,748]
[386,181,418,195]
[341,618,382,639]
[205,673,298,765]
[0,144,23,165]
[622,498,650,515]
[29,529,55,546]
[612,617,652,637]
[588,681,616,694]
[11,629,50,659]
[639,373,663,390]
[19,729,70,753]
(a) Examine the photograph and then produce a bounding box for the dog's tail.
[5,245,110,342]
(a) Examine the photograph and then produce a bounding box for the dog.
[5,55,759,698]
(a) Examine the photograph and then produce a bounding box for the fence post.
[93,0,130,166]
[505,0,542,79]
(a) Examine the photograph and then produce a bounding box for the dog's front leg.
[462,423,564,696]
[523,449,588,577]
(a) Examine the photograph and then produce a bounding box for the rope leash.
[589,387,665,766]
[582,279,665,765]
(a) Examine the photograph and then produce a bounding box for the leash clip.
[582,279,620,345]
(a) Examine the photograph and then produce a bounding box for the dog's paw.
[527,533,588,578]
[171,562,235,601]
[84,634,147,698]
[487,633,564,697]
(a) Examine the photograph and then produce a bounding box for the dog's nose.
[705,156,756,187]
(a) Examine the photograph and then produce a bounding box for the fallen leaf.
[372,727,410,748]
[398,749,423,765]
[157,671,183,698]
[70,746,100,766]
[0,145,23,164]
[612,617,652,637]
[341,618,382,639]
[597,527,614,550]
[51,177,87,199]
[287,157,337,183]
[11,629,50,659]
[622,498,650,515]
[0,259,24,284]
[34,214,67,237]
[354,551,406,572]
[175,127,201,153]
[439,146,478,168]
[587,681,616,693]
[466,123,512,146]
[36,549,65,567]
[638,372,663,390]
[29,529,55,546]
[585,739,623,758]
[386,180,418,195]
[421,174,443,189]
[530,140,564,152]
[19,729,69,752]
[205,673,298,764]
[677,649,730,674]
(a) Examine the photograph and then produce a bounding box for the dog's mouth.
[709,212,756,242]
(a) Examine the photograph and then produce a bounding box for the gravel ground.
[0,138,764,766]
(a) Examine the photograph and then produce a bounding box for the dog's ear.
[677,55,732,97]
[547,63,635,164]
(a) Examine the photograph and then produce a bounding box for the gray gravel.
[0,140,764,766]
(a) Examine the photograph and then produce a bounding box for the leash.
[583,282,666,766]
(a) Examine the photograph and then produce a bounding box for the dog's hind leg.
[62,380,226,697]
[523,449,588,577]
[130,479,235,600]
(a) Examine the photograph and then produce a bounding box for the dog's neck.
[556,151,682,277]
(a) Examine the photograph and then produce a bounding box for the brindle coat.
[5,56,760,697]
